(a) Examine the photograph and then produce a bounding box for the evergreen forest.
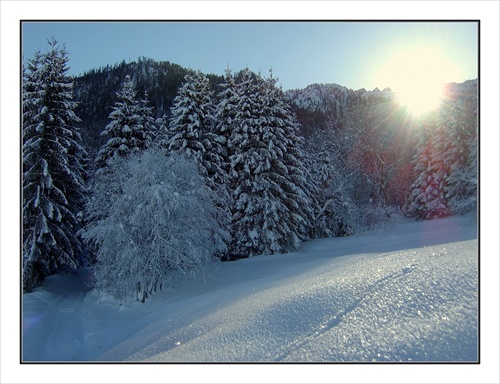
[22,40,478,302]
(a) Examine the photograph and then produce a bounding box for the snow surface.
[22,214,478,363]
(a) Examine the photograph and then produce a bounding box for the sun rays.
[375,45,461,116]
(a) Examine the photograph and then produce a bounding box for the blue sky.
[22,21,478,91]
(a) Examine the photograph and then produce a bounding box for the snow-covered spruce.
[410,113,452,220]
[95,75,155,170]
[228,69,316,258]
[165,70,231,256]
[22,38,89,292]
[82,149,229,303]
[214,66,239,175]
[442,87,478,215]
[166,71,229,192]
[405,84,477,220]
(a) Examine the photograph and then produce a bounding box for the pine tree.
[228,69,315,258]
[95,75,154,170]
[22,38,88,292]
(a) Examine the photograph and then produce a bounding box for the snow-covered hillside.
[23,214,478,364]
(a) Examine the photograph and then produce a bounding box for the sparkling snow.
[22,215,478,363]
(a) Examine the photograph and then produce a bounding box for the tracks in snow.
[23,276,87,361]
[275,260,418,361]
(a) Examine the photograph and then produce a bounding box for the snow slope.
[22,215,478,363]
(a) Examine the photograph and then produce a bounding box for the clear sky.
[22,21,478,91]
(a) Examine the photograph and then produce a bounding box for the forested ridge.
[23,44,478,302]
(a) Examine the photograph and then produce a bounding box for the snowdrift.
[22,214,478,362]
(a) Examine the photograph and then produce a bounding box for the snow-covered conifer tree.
[406,81,478,219]
[138,90,158,145]
[214,67,239,176]
[152,115,169,150]
[167,71,227,190]
[405,116,450,220]
[260,70,316,240]
[95,75,154,170]
[22,38,88,291]
[228,69,315,258]
[82,149,229,303]
[167,71,231,253]
[442,92,478,215]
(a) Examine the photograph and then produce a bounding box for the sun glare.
[376,45,461,116]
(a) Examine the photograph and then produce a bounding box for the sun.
[375,45,460,116]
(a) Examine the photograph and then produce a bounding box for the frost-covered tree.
[442,91,478,215]
[152,115,169,150]
[338,98,416,228]
[446,130,477,215]
[139,90,158,145]
[166,71,231,256]
[260,70,317,239]
[214,66,239,175]
[167,71,228,193]
[95,75,154,170]
[405,116,450,220]
[343,100,399,207]
[22,38,88,292]
[228,69,315,258]
[405,82,478,220]
[307,128,359,237]
[82,149,229,303]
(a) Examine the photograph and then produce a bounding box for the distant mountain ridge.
[285,82,393,113]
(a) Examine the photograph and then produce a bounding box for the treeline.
[22,40,478,302]
[74,57,225,154]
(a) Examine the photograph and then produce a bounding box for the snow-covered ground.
[22,214,479,364]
